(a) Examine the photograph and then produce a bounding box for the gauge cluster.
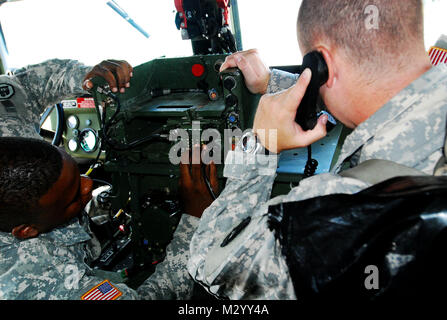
[61,100,103,160]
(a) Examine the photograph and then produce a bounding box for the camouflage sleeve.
[70,271,140,300]
[13,59,91,117]
[137,214,199,300]
[0,228,140,300]
[187,150,279,296]
[266,69,299,94]
[188,149,370,299]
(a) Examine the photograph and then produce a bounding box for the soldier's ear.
[317,47,336,89]
[11,224,40,239]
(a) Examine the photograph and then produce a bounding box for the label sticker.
[61,100,78,108]
[77,97,96,108]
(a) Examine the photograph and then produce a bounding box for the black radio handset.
[295,51,329,131]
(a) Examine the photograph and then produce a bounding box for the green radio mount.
[82,54,260,272]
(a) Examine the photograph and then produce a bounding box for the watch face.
[242,132,257,153]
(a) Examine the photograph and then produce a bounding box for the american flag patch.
[81,280,122,300]
[429,46,447,66]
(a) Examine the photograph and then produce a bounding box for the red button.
[192,64,205,77]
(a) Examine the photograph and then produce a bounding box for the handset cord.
[303,145,318,178]
[202,164,217,200]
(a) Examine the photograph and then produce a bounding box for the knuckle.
[247,48,258,54]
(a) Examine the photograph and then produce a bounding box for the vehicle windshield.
[0,0,192,69]
[0,0,446,70]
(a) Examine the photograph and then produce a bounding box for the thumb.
[284,68,312,113]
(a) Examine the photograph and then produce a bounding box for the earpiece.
[295,51,329,131]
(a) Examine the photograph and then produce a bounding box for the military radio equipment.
[63,54,259,271]
[57,54,347,279]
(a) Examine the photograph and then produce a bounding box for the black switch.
[223,76,237,91]
[225,94,238,108]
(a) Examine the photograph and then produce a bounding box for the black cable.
[99,93,171,151]
[103,92,122,138]
[90,178,113,188]
[202,164,217,200]
[84,141,104,176]
[303,145,318,178]
[104,132,167,151]
[150,88,206,98]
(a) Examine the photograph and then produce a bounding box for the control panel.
[62,98,103,160]
[65,54,259,270]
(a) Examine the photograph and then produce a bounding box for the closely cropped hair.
[298,0,424,70]
[0,137,63,232]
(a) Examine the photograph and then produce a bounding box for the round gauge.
[68,139,79,152]
[79,129,98,153]
[67,115,79,129]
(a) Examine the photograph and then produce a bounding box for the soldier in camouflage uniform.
[0,59,200,299]
[0,58,134,138]
[0,59,90,138]
[187,0,447,299]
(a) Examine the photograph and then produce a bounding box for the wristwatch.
[238,130,267,155]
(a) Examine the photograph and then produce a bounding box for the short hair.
[0,137,63,232]
[297,0,424,71]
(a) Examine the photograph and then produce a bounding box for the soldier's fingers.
[233,54,259,80]
[180,147,190,164]
[206,161,210,179]
[89,66,118,92]
[220,55,237,72]
[209,162,219,194]
[105,59,133,80]
[191,144,201,181]
[102,60,130,92]
[179,148,192,186]
[84,66,118,92]
[293,114,328,146]
[116,60,133,85]
[179,162,192,187]
[108,59,133,73]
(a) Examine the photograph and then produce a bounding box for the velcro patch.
[429,46,447,66]
[81,280,122,300]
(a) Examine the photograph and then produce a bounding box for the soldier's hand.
[179,145,219,219]
[253,68,328,154]
[220,49,271,95]
[83,60,133,93]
